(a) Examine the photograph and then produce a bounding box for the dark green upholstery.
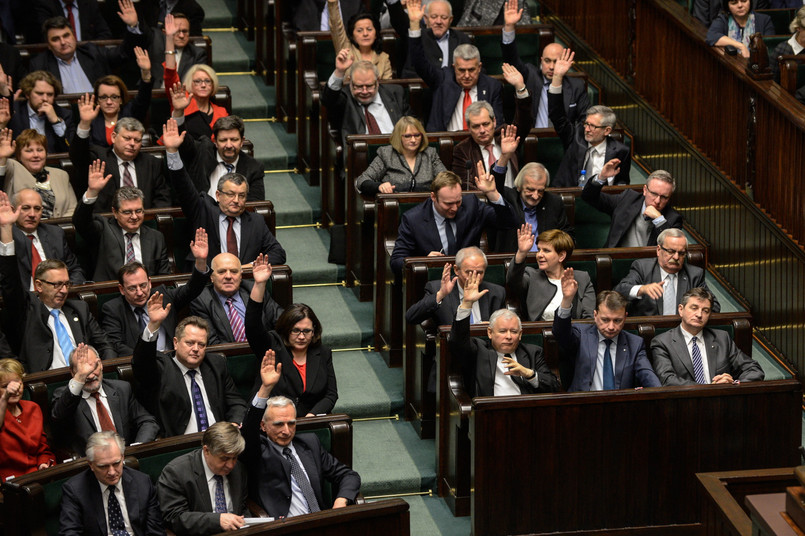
[307,427,334,505]
[316,41,337,84]
[566,260,598,289]
[757,9,797,35]
[43,476,74,536]
[652,323,735,339]
[764,35,789,53]
[225,352,259,399]
[473,34,540,74]
[136,448,198,484]
[424,263,506,288]
[573,197,612,249]
[538,136,565,178]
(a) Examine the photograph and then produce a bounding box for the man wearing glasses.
[548,48,632,187]
[161,118,286,268]
[0,191,115,372]
[614,229,719,316]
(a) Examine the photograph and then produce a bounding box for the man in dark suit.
[582,168,683,248]
[149,12,208,89]
[101,227,210,356]
[178,115,264,201]
[650,287,764,385]
[157,422,249,535]
[59,431,165,536]
[553,281,661,392]
[50,344,159,456]
[12,188,84,289]
[162,118,287,267]
[501,1,589,128]
[614,229,721,316]
[3,71,74,153]
[406,1,503,132]
[450,63,534,188]
[449,272,559,397]
[71,115,172,214]
[140,0,206,35]
[390,170,518,275]
[0,192,114,371]
[242,356,361,518]
[491,162,573,252]
[291,0,362,31]
[322,52,410,148]
[190,252,283,345]
[30,3,146,94]
[387,0,471,78]
[33,0,112,42]
[133,300,248,437]
[549,49,630,187]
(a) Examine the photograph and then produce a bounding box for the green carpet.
[243,121,298,167]
[291,286,372,348]
[332,351,403,418]
[275,227,339,284]
[265,172,321,225]
[221,76,277,118]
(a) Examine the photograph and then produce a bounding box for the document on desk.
[242,517,275,527]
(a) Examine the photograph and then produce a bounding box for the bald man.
[190,253,283,345]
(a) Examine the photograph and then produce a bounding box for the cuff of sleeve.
[455,306,471,321]
[652,215,667,226]
[166,151,183,170]
[629,286,641,299]
[526,372,540,387]
[68,378,85,396]
[548,84,562,94]
[173,115,185,126]
[492,163,507,174]
[328,73,344,90]
[76,127,90,139]
[490,195,505,206]
[515,89,529,99]
[52,121,66,137]
[0,241,14,255]
[252,396,268,408]
[82,194,97,204]
[501,29,515,44]
[557,306,572,318]
[408,29,422,38]
[142,326,159,342]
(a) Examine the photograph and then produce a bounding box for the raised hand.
[600,158,620,182]
[378,182,396,194]
[169,81,190,113]
[117,0,139,27]
[553,48,574,81]
[503,0,523,31]
[0,190,21,227]
[516,223,535,255]
[407,0,425,25]
[0,128,15,160]
[189,227,209,261]
[638,280,665,300]
[251,253,273,284]
[259,349,282,395]
[134,46,151,72]
[499,124,519,156]
[72,344,97,382]
[146,292,172,329]
[1,378,21,401]
[0,98,10,126]
[164,13,178,36]
[461,270,489,306]
[87,159,112,195]
[474,160,497,195]
[560,267,578,303]
[78,93,99,126]
[334,48,354,76]
[501,62,525,90]
[161,117,186,151]
[435,263,457,302]
[0,63,11,97]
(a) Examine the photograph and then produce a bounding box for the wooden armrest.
[246,498,269,518]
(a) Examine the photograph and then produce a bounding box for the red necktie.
[63,0,77,36]
[462,89,472,130]
[91,392,116,432]
[226,216,238,255]
[122,162,134,187]
[363,105,381,135]
[28,235,42,281]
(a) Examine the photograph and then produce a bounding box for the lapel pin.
[73,317,79,322]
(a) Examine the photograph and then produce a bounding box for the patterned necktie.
[187,370,209,431]
[363,105,381,135]
[91,392,116,432]
[225,298,246,342]
[122,162,134,187]
[226,216,238,255]
[213,474,227,513]
[125,233,136,263]
[223,162,234,174]
[690,336,707,384]
[462,89,472,130]
[50,309,75,365]
[602,339,615,390]
[663,274,676,315]
[484,144,496,171]
[444,218,456,256]
[107,486,128,536]
[63,0,77,36]
[134,307,147,332]
[27,235,41,282]
[282,447,320,513]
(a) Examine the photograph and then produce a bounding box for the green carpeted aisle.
[200,1,470,533]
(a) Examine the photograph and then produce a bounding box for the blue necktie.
[444,218,457,255]
[690,336,707,384]
[50,309,75,365]
[213,475,227,513]
[223,162,234,173]
[107,486,128,536]
[187,370,209,431]
[602,339,615,390]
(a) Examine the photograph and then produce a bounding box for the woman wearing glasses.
[355,116,446,195]
[245,255,338,417]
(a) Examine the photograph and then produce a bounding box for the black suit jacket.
[149,38,208,89]
[0,254,114,372]
[12,223,85,288]
[33,0,112,41]
[241,405,361,517]
[244,298,337,416]
[89,78,154,146]
[177,132,264,202]
[73,198,171,282]
[409,33,503,132]
[614,258,721,316]
[69,134,172,213]
[581,180,684,248]
[168,164,286,266]
[649,326,764,385]
[101,266,210,356]
[8,99,75,154]
[491,188,573,253]
[131,336,248,437]
[548,89,631,187]
[190,283,283,346]
[322,82,410,149]
[406,280,505,327]
[59,467,164,536]
[291,0,362,31]
[449,315,559,397]
[50,378,159,456]
[157,449,248,536]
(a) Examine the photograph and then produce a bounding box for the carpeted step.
[332,351,403,418]
[352,419,436,497]
[200,0,236,28]
[387,496,471,536]
[208,31,253,72]
[221,76,276,118]
[274,227,339,284]
[265,172,320,226]
[243,121,297,168]
[292,285,372,347]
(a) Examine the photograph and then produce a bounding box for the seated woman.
[771,6,805,82]
[0,128,77,218]
[355,116,446,195]
[507,224,595,321]
[166,64,228,141]
[327,0,392,79]
[0,358,55,481]
[245,255,338,417]
[89,47,154,147]
[706,0,775,58]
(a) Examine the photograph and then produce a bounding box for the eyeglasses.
[174,29,190,35]
[290,328,314,337]
[192,78,213,86]
[218,190,247,201]
[118,209,144,216]
[583,122,607,130]
[37,279,71,290]
[659,245,687,258]
[124,282,149,293]
[97,94,121,101]
[644,186,671,202]
[352,84,377,91]
[402,133,422,139]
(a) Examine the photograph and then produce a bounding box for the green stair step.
[243,121,297,168]
[221,75,277,119]
[200,0,236,28]
[291,286,371,347]
[388,496,471,536]
[265,172,320,225]
[332,351,403,418]
[275,227,339,284]
[209,31,254,72]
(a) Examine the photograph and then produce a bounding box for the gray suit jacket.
[190,283,283,346]
[157,449,248,536]
[613,258,720,316]
[356,145,446,195]
[50,379,159,456]
[507,259,595,321]
[649,326,764,385]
